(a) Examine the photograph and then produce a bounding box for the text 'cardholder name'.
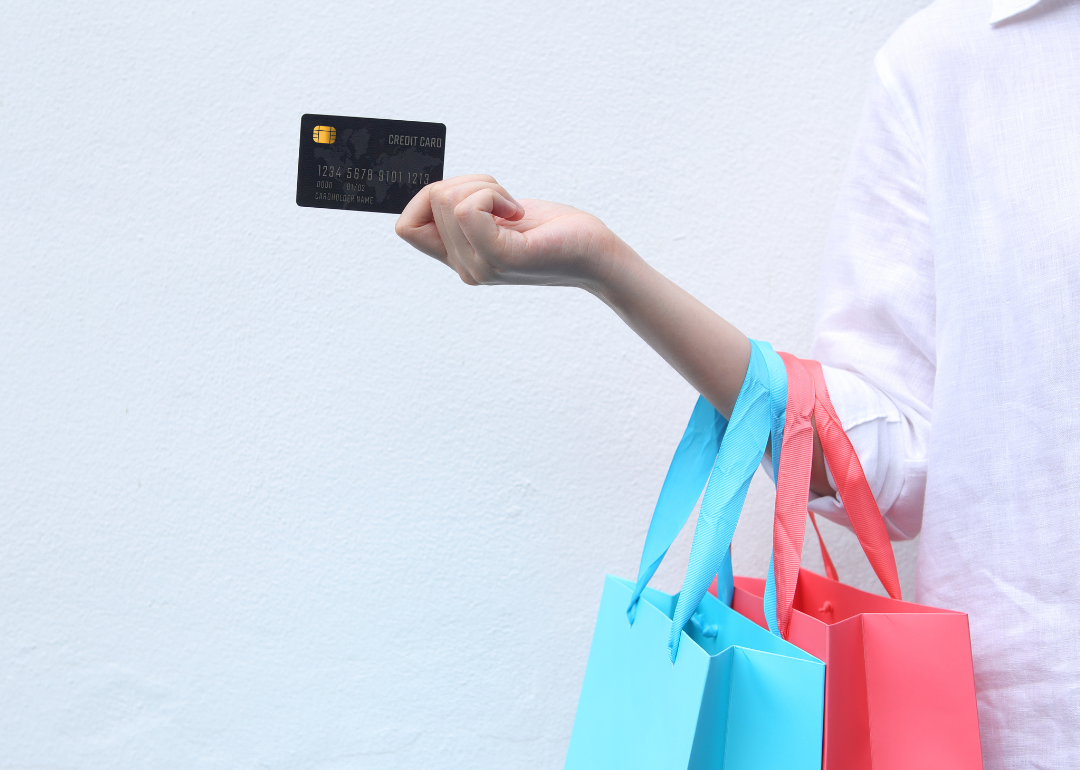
[296,114,446,215]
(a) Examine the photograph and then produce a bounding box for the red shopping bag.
[729,355,983,769]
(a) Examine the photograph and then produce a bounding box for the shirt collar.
[990,0,1045,24]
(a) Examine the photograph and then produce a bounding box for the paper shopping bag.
[564,341,825,770]
[566,575,825,769]
[730,354,983,770]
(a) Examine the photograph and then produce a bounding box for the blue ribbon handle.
[752,341,788,638]
[626,394,728,625]
[666,340,787,661]
[622,340,788,658]
[713,339,788,620]
[760,344,790,637]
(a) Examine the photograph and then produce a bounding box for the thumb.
[454,187,525,257]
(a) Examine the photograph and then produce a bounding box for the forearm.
[589,241,833,496]
[588,241,751,419]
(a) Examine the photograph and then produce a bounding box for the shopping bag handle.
[625,395,728,625]
[801,358,901,600]
[665,341,785,662]
[766,357,901,637]
[626,339,786,626]
[807,510,839,582]
[763,352,817,636]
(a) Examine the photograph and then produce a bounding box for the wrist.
[583,237,649,304]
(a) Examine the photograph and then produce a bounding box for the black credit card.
[295,114,446,214]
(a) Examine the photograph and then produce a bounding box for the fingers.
[395,175,523,279]
[455,187,525,280]
[395,175,500,261]
[430,182,484,281]
[395,184,446,261]
[406,176,523,284]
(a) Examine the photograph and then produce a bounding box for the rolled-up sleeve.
[805,57,935,542]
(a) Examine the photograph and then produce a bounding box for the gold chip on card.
[312,125,336,144]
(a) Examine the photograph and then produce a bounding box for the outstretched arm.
[395,174,831,494]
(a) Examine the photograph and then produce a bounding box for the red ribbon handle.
[800,358,901,600]
[770,356,902,637]
[808,509,839,582]
[772,352,816,636]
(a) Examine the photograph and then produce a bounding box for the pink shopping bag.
[724,354,983,769]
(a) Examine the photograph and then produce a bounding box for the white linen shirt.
[804,0,1080,766]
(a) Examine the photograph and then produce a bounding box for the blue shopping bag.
[564,341,825,770]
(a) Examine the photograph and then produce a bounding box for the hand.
[394,175,629,292]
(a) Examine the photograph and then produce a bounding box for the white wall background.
[0,2,928,767]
